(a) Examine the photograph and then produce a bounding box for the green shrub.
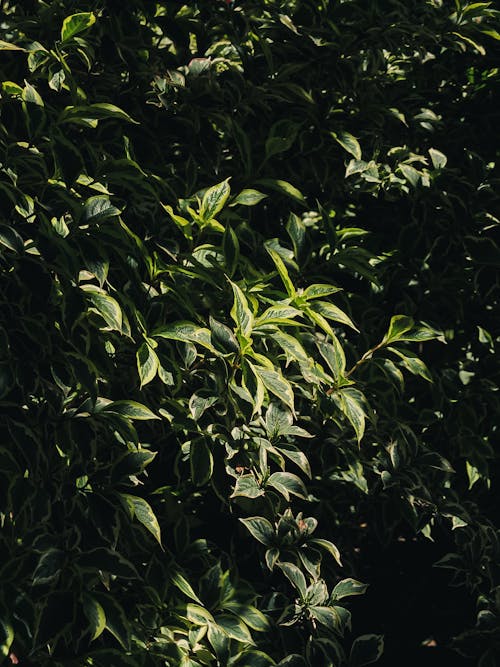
[0,1,499,665]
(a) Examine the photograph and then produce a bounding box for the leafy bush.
[0,1,499,665]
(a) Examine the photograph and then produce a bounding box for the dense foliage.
[0,1,499,665]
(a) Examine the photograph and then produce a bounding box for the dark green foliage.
[0,1,499,665]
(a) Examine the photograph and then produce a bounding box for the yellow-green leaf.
[61,12,96,42]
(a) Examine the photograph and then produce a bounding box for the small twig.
[345,339,386,378]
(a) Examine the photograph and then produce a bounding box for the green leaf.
[137,342,159,387]
[310,605,342,631]
[398,163,421,187]
[383,315,414,343]
[332,131,362,160]
[317,337,346,379]
[189,393,218,421]
[171,571,203,604]
[61,12,96,41]
[332,387,367,443]
[253,365,295,412]
[190,439,214,486]
[257,178,306,204]
[33,548,65,586]
[76,548,138,579]
[121,494,162,546]
[224,603,271,632]
[466,461,481,490]
[0,618,14,657]
[388,347,432,382]
[286,212,306,261]
[207,622,230,664]
[162,204,193,240]
[309,301,358,331]
[278,562,307,598]
[349,634,384,666]
[210,316,240,354]
[215,615,254,643]
[240,517,275,546]
[154,322,215,351]
[309,538,342,566]
[230,189,267,207]
[276,444,312,478]
[231,474,265,499]
[428,148,447,169]
[265,402,292,437]
[200,179,231,221]
[105,400,159,420]
[22,82,43,106]
[2,81,24,95]
[230,280,254,336]
[186,603,215,625]
[60,103,138,125]
[302,284,342,300]
[230,649,276,666]
[332,579,368,601]
[93,593,131,651]
[82,595,106,641]
[0,40,25,51]
[223,225,240,277]
[271,330,309,363]
[0,225,24,253]
[255,304,303,327]
[265,246,296,297]
[266,472,308,500]
[82,287,122,331]
[83,196,121,223]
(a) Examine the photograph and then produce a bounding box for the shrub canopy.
[0,1,499,666]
